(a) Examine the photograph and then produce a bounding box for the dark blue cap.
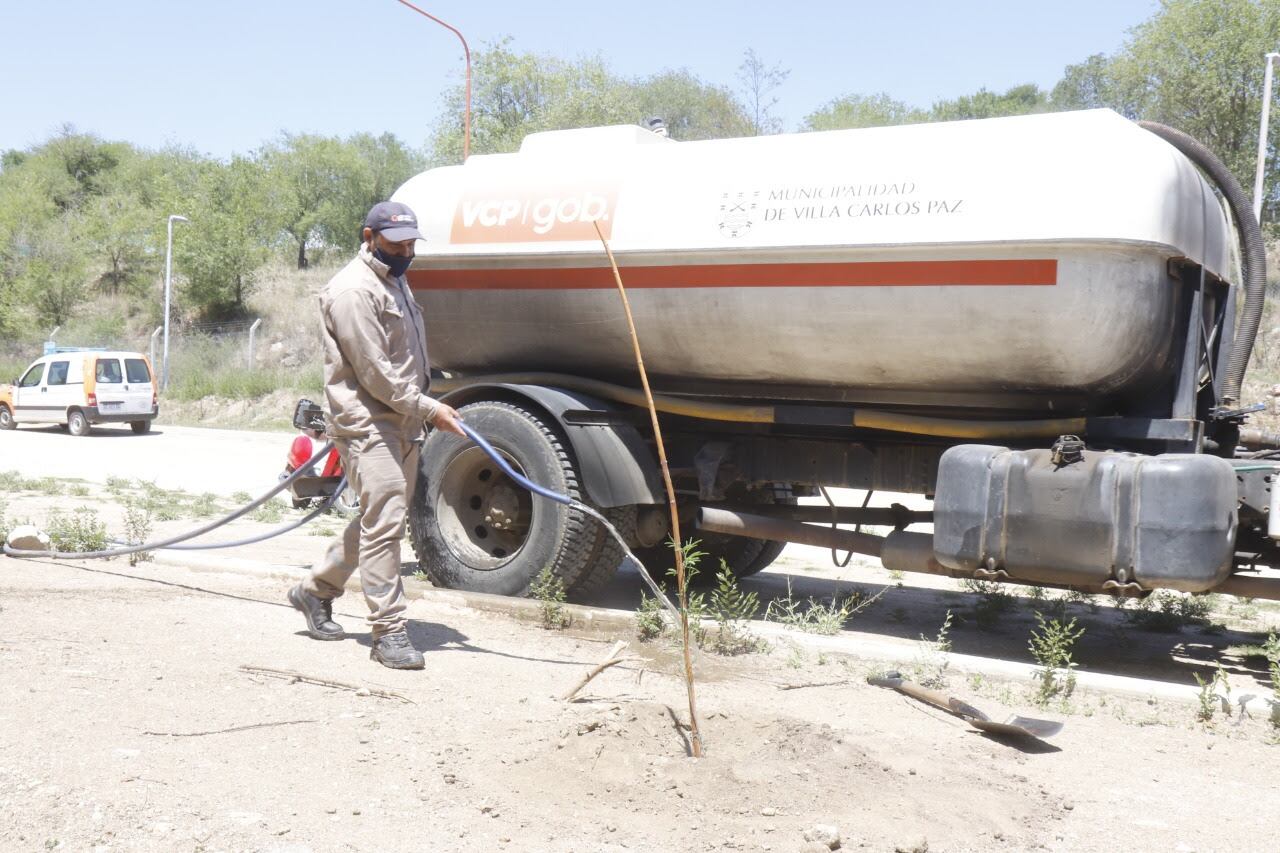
[364,201,423,242]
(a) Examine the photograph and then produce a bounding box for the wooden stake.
[593,221,703,757]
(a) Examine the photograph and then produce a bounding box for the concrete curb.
[139,550,1278,715]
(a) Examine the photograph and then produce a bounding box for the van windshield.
[124,359,150,384]
[96,360,122,383]
[19,364,43,387]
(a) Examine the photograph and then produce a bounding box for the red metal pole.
[392,0,472,161]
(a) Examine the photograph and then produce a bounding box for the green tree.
[1050,53,1131,113]
[429,40,755,160]
[631,70,753,140]
[84,188,155,296]
[176,157,273,318]
[340,133,427,247]
[802,92,927,131]
[736,48,790,135]
[929,83,1049,121]
[39,125,131,212]
[1053,0,1280,216]
[259,133,364,268]
[14,215,90,328]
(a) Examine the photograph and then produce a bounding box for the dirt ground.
[2,550,1279,853]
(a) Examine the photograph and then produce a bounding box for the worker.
[288,200,465,670]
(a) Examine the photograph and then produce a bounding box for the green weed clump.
[764,577,884,635]
[910,609,954,688]
[1121,590,1213,632]
[46,506,108,553]
[1193,671,1218,723]
[530,565,570,629]
[190,493,221,518]
[961,578,1014,630]
[251,498,286,524]
[0,472,63,495]
[707,563,766,655]
[1263,633,1280,731]
[1028,611,1086,707]
[636,592,667,642]
[137,481,183,521]
[122,499,153,566]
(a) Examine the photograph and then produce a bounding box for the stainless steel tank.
[394,109,1235,414]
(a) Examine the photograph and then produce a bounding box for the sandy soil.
[2,552,1279,853]
[5,434,1280,851]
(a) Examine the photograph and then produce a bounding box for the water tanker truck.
[392,108,1280,602]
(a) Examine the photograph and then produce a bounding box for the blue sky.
[2,0,1160,158]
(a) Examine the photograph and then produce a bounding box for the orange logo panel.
[450,182,618,244]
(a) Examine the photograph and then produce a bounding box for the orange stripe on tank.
[407,259,1057,291]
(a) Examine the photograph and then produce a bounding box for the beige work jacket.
[319,244,438,439]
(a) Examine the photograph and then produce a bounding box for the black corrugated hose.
[1138,120,1267,406]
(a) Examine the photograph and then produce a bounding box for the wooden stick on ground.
[562,640,641,701]
[594,220,704,757]
[777,679,854,691]
[142,719,319,737]
[238,665,415,704]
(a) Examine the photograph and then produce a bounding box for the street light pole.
[1253,51,1280,224]
[163,214,189,391]
[392,0,472,161]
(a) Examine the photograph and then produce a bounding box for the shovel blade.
[970,716,1063,739]
[1004,715,1064,739]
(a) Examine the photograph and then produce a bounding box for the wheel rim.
[0,408,10,427]
[71,413,84,431]
[435,445,536,570]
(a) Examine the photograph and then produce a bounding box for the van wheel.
[0,404,13,430]
[67,409,90,437]
[409,400,610,597]
[130,420,151,434]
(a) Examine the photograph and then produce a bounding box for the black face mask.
[373,245,413,278]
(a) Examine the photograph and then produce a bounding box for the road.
[0,422,287,496]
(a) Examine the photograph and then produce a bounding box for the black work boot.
[370,630,424,670]
[288,583,344,641]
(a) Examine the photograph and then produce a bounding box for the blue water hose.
[458,421,682,626]
[458,421,572,505]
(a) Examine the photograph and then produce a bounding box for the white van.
[0,350,158,435]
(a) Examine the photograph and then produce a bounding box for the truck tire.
[634,492,794,582]
[130,420,151,434]
[409,400,614,597]
[0,404,14,430]
[568,506,632,597]
[67,409,90,437]
[634,535,776,584]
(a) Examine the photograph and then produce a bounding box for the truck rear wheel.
[409,400,617,597]
[635,535,780,584]
[635,491,794,582]
[0,404,13,430]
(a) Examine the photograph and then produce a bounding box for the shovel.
[867,671,1063,740]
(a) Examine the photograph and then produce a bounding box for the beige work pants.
[303,429,421,638]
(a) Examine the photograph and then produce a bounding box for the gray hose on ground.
[1139,120,1267,406]
[2,441,335,560]
[110,478,349,551]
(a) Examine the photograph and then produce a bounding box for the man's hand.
[429,402,466,436]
